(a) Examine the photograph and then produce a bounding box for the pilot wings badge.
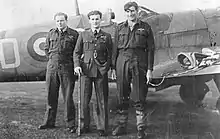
[68,35,74,40]
[100,35,107,40]
[137,28,145,31]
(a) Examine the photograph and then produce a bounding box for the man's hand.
[111,69,117,80]
[74,66,82,75]
[146,70,153,84]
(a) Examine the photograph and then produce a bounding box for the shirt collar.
[62,26,68,32]
[57,26,68,33]
[91,28,101,33]
[124,18,141,27]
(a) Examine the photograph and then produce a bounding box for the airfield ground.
[0,80,220,139]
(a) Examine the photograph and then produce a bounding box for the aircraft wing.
[153,48,220,79]
[153,61,220,79]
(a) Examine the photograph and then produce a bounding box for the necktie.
[59,29,63,36]
[94,30,98,36]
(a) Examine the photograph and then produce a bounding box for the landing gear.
[179,76,211,105]
[179,82,209,105]
[213,74,220,110]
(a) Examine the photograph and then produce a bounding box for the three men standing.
[39,12,79,133]
[39,2,155,138]
[111,2,155,139]
[74,11,113,136]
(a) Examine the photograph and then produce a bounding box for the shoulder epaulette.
[84,28,90,31]
[68,28,78,33]
[117,21,125,30]
[102,31,111,36]
[49,28,56,32]
[118,21,125,26]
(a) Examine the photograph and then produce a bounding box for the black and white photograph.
[0,0,220,138]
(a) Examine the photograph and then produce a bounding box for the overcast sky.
[0,0,219,31]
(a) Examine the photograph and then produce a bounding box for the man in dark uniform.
[74,10,112,137]
[111,2,155,139]
[38,12,79,133]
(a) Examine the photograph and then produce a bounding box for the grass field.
[0,80,220,139]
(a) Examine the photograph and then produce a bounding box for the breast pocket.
[50,38,58,48]
[118,32,128,46]
[64,37,72,44]
[63,39,73,51]
[98,39,107,49]
[135,31,147,45]
[83,40,93,51]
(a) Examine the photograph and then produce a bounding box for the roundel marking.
[27,32,48,62]
[33,37,46,56]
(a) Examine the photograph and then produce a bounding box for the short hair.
[124,1,139,11]
[87,10,102,19]
[54,12,68,20]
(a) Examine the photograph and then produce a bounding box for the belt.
[119,48,146,55]
[119,48,146,52]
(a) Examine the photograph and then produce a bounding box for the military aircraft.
[0,0,220,105]
[138,6,220,105]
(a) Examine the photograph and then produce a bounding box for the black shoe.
[97,130,107,136]
[112,126,127,136]
[67,126,77,133]
[137,130,146,139]
[81,126,90,133]
[38,124,55,130]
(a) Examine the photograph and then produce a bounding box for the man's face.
[55,15,67,30]
[89,14,101,29]
[125,6,138,21]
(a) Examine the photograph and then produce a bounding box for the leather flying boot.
[112,125,127,136]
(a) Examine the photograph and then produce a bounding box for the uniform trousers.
[80,72,109,131]
[115,51,148,130]
[43,60,76,128]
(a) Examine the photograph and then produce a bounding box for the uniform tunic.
[43,27,79,128]
[73,29,112,131]
[112,19,155,130]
